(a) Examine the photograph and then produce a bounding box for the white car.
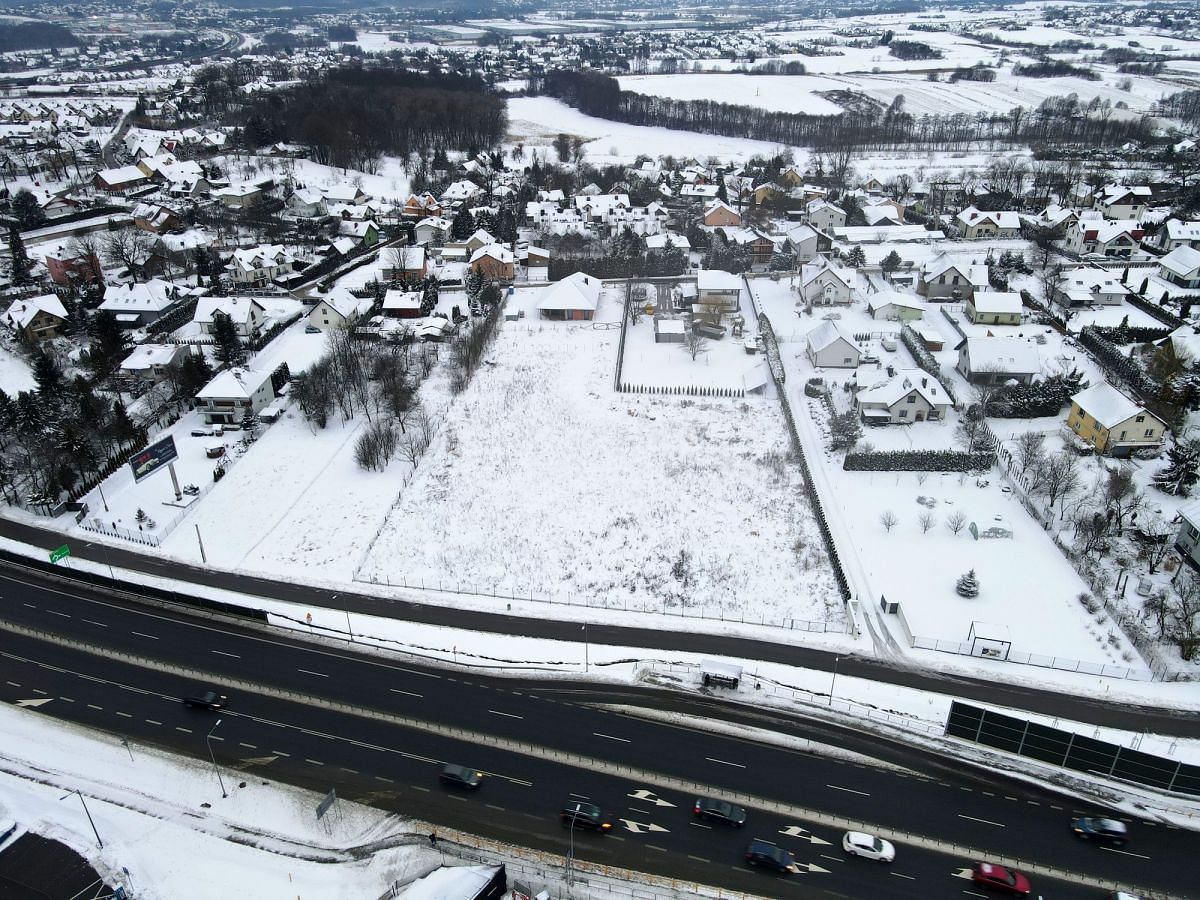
[842,831,896,862]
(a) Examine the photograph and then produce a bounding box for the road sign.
[49,544,70,563]
[316,788,337,820]
[128,435,179,483]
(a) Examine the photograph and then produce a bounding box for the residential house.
[1031,204,1079,236]
[308,289,373,331]
[702,199,741,228]
[118,343,192,382]
[643,234,689,253]
[956,337,1039,385]
[469,244,515,281]
[3,294,68,341]
[965,291,1023,325]
[804,199,845,233]
[382,289,422,319]
[386,246,427,281]
[286,189,327,218]
[1055,266,1127,307]
[402,192,442,219]
[867,291,925,321]
[861,175,886,195]
[213,183,264,209]
[339,219,379,247]
[98,279,183,328]
[195,367,275,425]
[805,320,860,368]
[1150,219,1200,253]
[918,253,989,301]
[956,206,1021,240]
[779,223,821,263]
[1063,218,1144,258]
[131,202,182,234]
[1173,499,1200,571]
[720,227,777,265]
[227,245,294,288]
[857,369,950,424]
[193,296,266,339]
[1159,246,1200,289]
[414,216,452,246]
[1066,382,1167,456]
[1095,184,1151,221]
[44,247,101,286]
[798,257,855,307]
[323,182,368,206]
[92,165,150,194]
[536,271,601,321]
[464,229,498,254]
[864,205,905,228]
[680,184,719,201]
[695,269,742,318]
[441,180,480,206]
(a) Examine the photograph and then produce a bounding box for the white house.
[414,216,452,245]
[804,199,846,233]
[1055,266,1127,307]
[308,289,373,331]
[118,343,192,381]
[805,321,860,368]
[956,337,1040,385]
[1063,218,1144,258]
[195,367,275,425]
[1095,184,1151,221]
[918,253,989,301]
[965,291,1023,326]
[1159,246,1200,290]
[1151,219,1200,253]
[956,206,1022,240]
[98,278,183,328]
[227,245,295,288]
[695,269,742,316]
[798,257,854,306]
[536,271,601,321]
[857,369,950,424]
[867,291,926,320]
[193,296,266,339]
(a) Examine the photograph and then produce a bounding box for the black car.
[182,689,226,710]
[744,839,799,874]
[560,800,613,832]
[440,763,483,789]
[694,796,747,827]
[1071,816,1128,847]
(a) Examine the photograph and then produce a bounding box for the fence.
[946,701,1200,795]
[616,383,745,398]
[613,281,631,391]
[939,306,967,341]
[910,635,1151,680]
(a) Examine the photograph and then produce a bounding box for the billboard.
[128,435,178,483]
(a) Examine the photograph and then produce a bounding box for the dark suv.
[439,764,483,789]
[744,840,799,874]
[182,689,226,710]
[694,797,747,827]
[1071,816,1128,847]
[560,800,613,832]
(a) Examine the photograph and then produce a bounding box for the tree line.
[535,70,1153,152]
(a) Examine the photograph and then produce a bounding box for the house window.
[899,409,908,418]
[843,357,852,364]
[1190,525,1199,541]
[906,396,916,403]
[1135,415,1145,423]
[952,275,960,285]
[1092,421,1101,431]
[1145,429,1156,438]
[938,274,945,285]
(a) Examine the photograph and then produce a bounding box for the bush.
[843,449,995,472]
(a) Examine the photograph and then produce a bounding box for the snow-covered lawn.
[0,341,35,395]
[358,289,841,626]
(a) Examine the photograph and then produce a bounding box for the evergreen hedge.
[844,449,995,472]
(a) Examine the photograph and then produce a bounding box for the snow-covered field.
[358,288,840,625]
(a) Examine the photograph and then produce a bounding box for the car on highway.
[693,797,746,827]
[560,800,612,833]
[971,862,1030,896]
[743,839,799,874]
[1071,816,1128,847]
[842,830,895,862]
[439,764,483,789]
[182,689,226,710]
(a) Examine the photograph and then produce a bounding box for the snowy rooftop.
[961,337,1039,374]
[196,367,270,401]
[970,292,1022,315]
[537,272,601,311]
[1070,382,1147,429]
[1160,246,1200,278]
[696,269,742,291]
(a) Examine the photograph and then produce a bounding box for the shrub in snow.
[956,569,980,598]
[1153,441,1200,496]
[1078,327,1158,397]
[843,449,995,472]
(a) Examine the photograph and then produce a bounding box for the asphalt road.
[0,566,1187,899]
[1,518,1197,739]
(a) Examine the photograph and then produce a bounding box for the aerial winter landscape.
[2,0,1200,898]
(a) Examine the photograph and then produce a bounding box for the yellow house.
[1067,383,1167,457]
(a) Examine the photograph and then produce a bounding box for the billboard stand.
[167,461,182,501]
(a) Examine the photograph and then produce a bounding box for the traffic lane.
[0,626,1185,893]
[0,644,1178,900]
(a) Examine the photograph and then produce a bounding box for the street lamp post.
[565,808,582,885]
[206,718,227,798]
[59,789,103,849]
[828,655,841,706]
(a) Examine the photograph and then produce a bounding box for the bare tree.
[101,228,155,282]
[946,510,968,534]
[1102,465,1142,536]
[1013,432,1046,476]
[683,328,710,362]
[1137,507,1176,574]
[1167,575,1200,660]
[1038,451,1082,508]
[918,511,935,533]
[880,510,898,533]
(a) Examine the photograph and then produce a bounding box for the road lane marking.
[890,872,916,880]
[81,620,108,628]
[212,650,240,659]
[272,751,291,757]
[5,682,19,687]
[87,704,102,710]
[389,688,423,698]
[594,732,629,743]
[569,792,590,800]
[689,822,712,830]
[486,804,505,812]
[646,845,667,853]
[146,719,162,725]
[58,696,74,702]
[827,784,870,796]
[116,711,132,718]
[173,725,190,731]
[412,785,430,793]
[130,631,158,640]
[297,669,327,677]
[239,742,257,749]
[687,855,709,863]
[958,814,1004,827]
[341,768,358,774]
[705,757,746,768]
[47,610,70,618]
[305,759,324,766]
[488,709,523,719]
[1103,847,1151,860]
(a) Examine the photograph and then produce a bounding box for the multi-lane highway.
[0,560,1189,899]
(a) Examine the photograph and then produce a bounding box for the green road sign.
[49,544,70,564]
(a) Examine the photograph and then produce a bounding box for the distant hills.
[0,21,79,51]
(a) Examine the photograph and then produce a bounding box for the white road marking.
[297,669,327,677]
[212,650,240,659]
[146,719,162,725]
[116,711,132,718]
[1103,847,1152,860]
[594,732,629,743]
[305,759,324,766]
[389,688,423,698]
[957,814,1005,827]
[81,620,108,628]
[130,631,158,640]
[705,757,746,768]
[827,784,870,796]
[47,610,70,618]
[488,709,523,719]
[891,872,916,880]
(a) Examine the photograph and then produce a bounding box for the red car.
[972,862,1031,896]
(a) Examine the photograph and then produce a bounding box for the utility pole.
[206,719,227,798]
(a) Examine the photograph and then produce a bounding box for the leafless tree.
[1013,432,1046,477]
[1038,451,1082,508]
[880,510,898,533]
[1137,507,1176,574]
[101,227,155,282]
[1102,465,1142,535]
[683,328,710,362]
[398,430,429,467]
[1167,575,1200,660]
[946,510,968,534]
[918,511,935,533]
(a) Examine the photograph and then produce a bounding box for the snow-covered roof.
[1161,219,1200,243]
[95,164,147,185]
[120,343,185,371]
[397,865,501,900]
[537,271,601,312]
[867,290,925,312]
[922,252,988,286]
[1165,325,1200,362]
[801,257,855,288]
[322,182,365,203]
[956,206,1020,230]
[970,291,1022,315]
[696,269,741,291]
[961,337,1039,374]
[805,319,856,353]
[857,368,948,407]
[228,245,291,272]
[1070,382,1152,429]
[194,296,263,326]
[382,289,422,311]
[5,294,68,329]
[318,288,372,320]
[196,366,270,400]
[1076,218,1142,245]
[99,278,178,313]
[469,244,513,265]
[1160,246,1200,279]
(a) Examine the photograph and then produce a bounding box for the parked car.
[743,840,799,874]
[183,689,226,710]
[560,800,612,832]
[971,862,1030,896]
[439,763,483,789]
[693,797,746,827]
[842,831,895,862]
[305,324,321,334]
[190,427,215,437]
[1071,816,1128,847]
